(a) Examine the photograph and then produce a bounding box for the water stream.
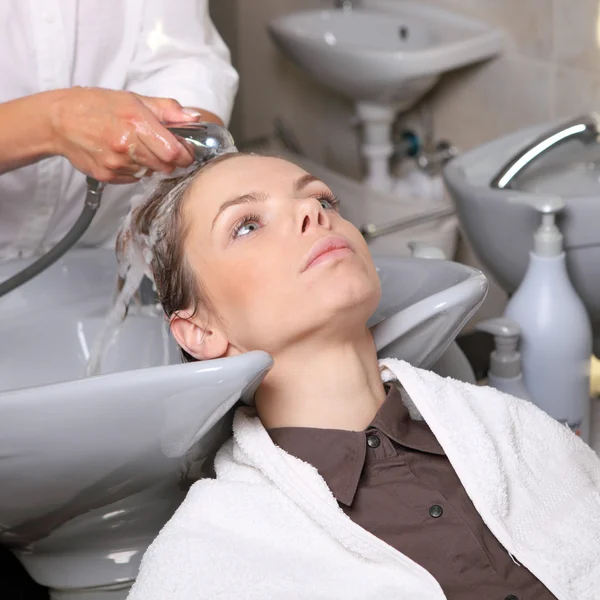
[84,203,157,377]
[84,264,148,377]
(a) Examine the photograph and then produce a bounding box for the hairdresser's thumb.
[139,95,200,124]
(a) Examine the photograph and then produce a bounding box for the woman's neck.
[254,328,386,431]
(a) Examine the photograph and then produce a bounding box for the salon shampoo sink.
[0,250,274,599]
[0,248,486,599]
[370,256,487,367]
[443,117,600,354]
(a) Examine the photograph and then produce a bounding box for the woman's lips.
[301,235,354,272]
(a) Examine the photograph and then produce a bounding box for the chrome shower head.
[167,122,237,165]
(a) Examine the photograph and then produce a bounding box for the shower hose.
[0,177,105,299]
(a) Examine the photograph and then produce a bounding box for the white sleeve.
[125,0,239,125]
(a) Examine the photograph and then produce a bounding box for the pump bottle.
[504,196,592,442]
[475,317,532,401]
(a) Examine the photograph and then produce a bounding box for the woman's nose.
[298,199,332,234]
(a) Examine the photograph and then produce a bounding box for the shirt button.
[366,434,380,448]
[429,504,443,518]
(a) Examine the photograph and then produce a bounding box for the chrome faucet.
[490,113,600,189]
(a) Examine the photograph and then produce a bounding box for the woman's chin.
[319,278,380,324]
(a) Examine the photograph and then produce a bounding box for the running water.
[84,197,157,377]
[84,261,148,377]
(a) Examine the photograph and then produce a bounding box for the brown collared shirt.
[268,385,556,600]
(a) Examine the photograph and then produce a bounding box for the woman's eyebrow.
[294,173,320,193]
[211,191,269,230]
[211,174,322,230]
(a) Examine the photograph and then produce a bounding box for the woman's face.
[180,154,381,356]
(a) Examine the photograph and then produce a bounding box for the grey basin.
[370,256,487,368]
[0,248,486,598]
[443,118,600,353]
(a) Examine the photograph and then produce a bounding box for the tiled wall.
[424,0,600,151]
[211,0,600,325]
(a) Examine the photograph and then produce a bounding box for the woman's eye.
[232,214,261,239]
[318,194,340,211]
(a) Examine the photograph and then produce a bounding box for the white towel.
[128,358,600,600]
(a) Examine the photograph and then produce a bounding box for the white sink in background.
[269,1,503,192]
[268,0,504,107]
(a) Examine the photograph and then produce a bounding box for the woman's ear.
[170,312,228,361]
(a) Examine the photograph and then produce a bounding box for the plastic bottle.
[475,317,533,401]
[504,196,592,442]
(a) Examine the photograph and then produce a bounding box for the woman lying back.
[123,152,600,600]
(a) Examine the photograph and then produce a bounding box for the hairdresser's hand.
[48,87,200,184]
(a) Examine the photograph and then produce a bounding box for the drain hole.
[399,26,409,40]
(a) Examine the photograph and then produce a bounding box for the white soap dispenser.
[475,317,532,402]
[504,196,592,441]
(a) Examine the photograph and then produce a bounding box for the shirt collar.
[370,385,445,456]
[267,384,445,507]
[268,425,366,506]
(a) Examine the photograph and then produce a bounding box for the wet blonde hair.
[117,152,244,360]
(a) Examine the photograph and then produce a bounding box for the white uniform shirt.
[0,0,239,260]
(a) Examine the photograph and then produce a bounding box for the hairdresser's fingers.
[173,136,197,162]
[138,132,195,170]
[85,146,161,181]
[138,95,201,124]
[124,142,176,176]
[140,95,225,127]
[134,107,195,169]
[99,134,187,178]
